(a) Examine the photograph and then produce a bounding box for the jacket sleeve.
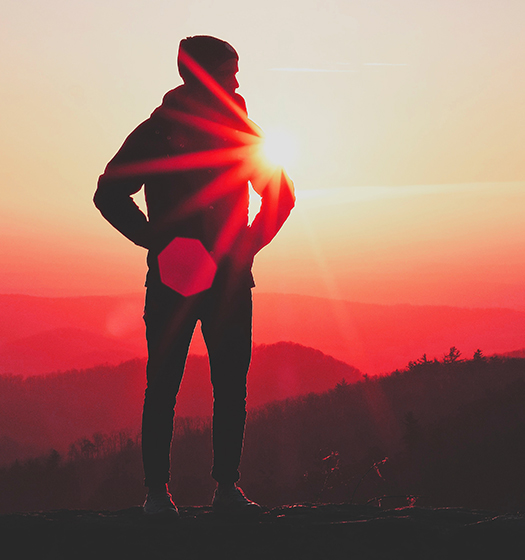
[246,167,295,257]
[93,120,158,249]
[240,105,295,257]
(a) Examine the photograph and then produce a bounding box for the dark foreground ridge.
[2,503,524,559]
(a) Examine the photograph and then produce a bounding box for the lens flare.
[97,50,295,275]
[262,128,299,169]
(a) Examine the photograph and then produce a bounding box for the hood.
[152,85,247,118]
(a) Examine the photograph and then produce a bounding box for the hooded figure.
[94,35,295,516]
[177,35,239,86]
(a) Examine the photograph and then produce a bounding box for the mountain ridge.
[0,341,361,464]
[1,292,524,375]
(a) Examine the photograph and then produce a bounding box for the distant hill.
[0,294,146,375]
[1,292,525,375]
[0,342,361,464]
[0,327,141,375]
[3,355,525,515]
[253,294,525,374]
[501,348,525,359]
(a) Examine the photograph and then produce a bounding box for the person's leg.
[200,284,253,486]
[141,284,199,489]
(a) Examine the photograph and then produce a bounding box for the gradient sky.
[1,0,524,308]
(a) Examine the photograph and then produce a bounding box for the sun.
[260,127,299,170]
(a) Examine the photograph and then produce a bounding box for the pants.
[141,270,253,488]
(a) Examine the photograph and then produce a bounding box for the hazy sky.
[1,0,524,308]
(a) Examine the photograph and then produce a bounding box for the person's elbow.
[93,178,105,211]
[280,170,296,213]
[93,176,104,209]
[93,174,116,214]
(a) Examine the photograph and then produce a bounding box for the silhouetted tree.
[473,348,485,361]
[443,346,462,364]
[335,378,349,392]
[2,354,525,513]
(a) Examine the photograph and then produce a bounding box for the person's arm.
[93,121,156,249]
[241,107,295,257]
[234,167,295,266]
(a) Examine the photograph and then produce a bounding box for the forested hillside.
[0,342,361,464]
[2,352,524,514]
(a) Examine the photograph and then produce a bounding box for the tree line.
[1,349,525,513]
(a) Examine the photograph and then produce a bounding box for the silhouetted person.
[94,35,295,516]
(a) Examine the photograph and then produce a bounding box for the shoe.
[143,485,179,517]
[212,484,262,514]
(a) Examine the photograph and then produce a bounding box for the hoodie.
[94,84,295,288]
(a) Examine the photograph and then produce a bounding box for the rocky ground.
[2,503,525,559]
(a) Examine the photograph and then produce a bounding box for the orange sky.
[1,0,525,309]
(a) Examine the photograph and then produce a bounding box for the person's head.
[178,35,239,94]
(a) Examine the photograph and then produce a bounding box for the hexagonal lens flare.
[158,237,217,296]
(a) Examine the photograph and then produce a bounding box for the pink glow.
[158,238,217,296]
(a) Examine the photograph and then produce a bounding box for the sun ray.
[177,49,260,135]
[160,107,262,147]
[173,156,256,221]
[103,145,257,180]
[98,47,294,268]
